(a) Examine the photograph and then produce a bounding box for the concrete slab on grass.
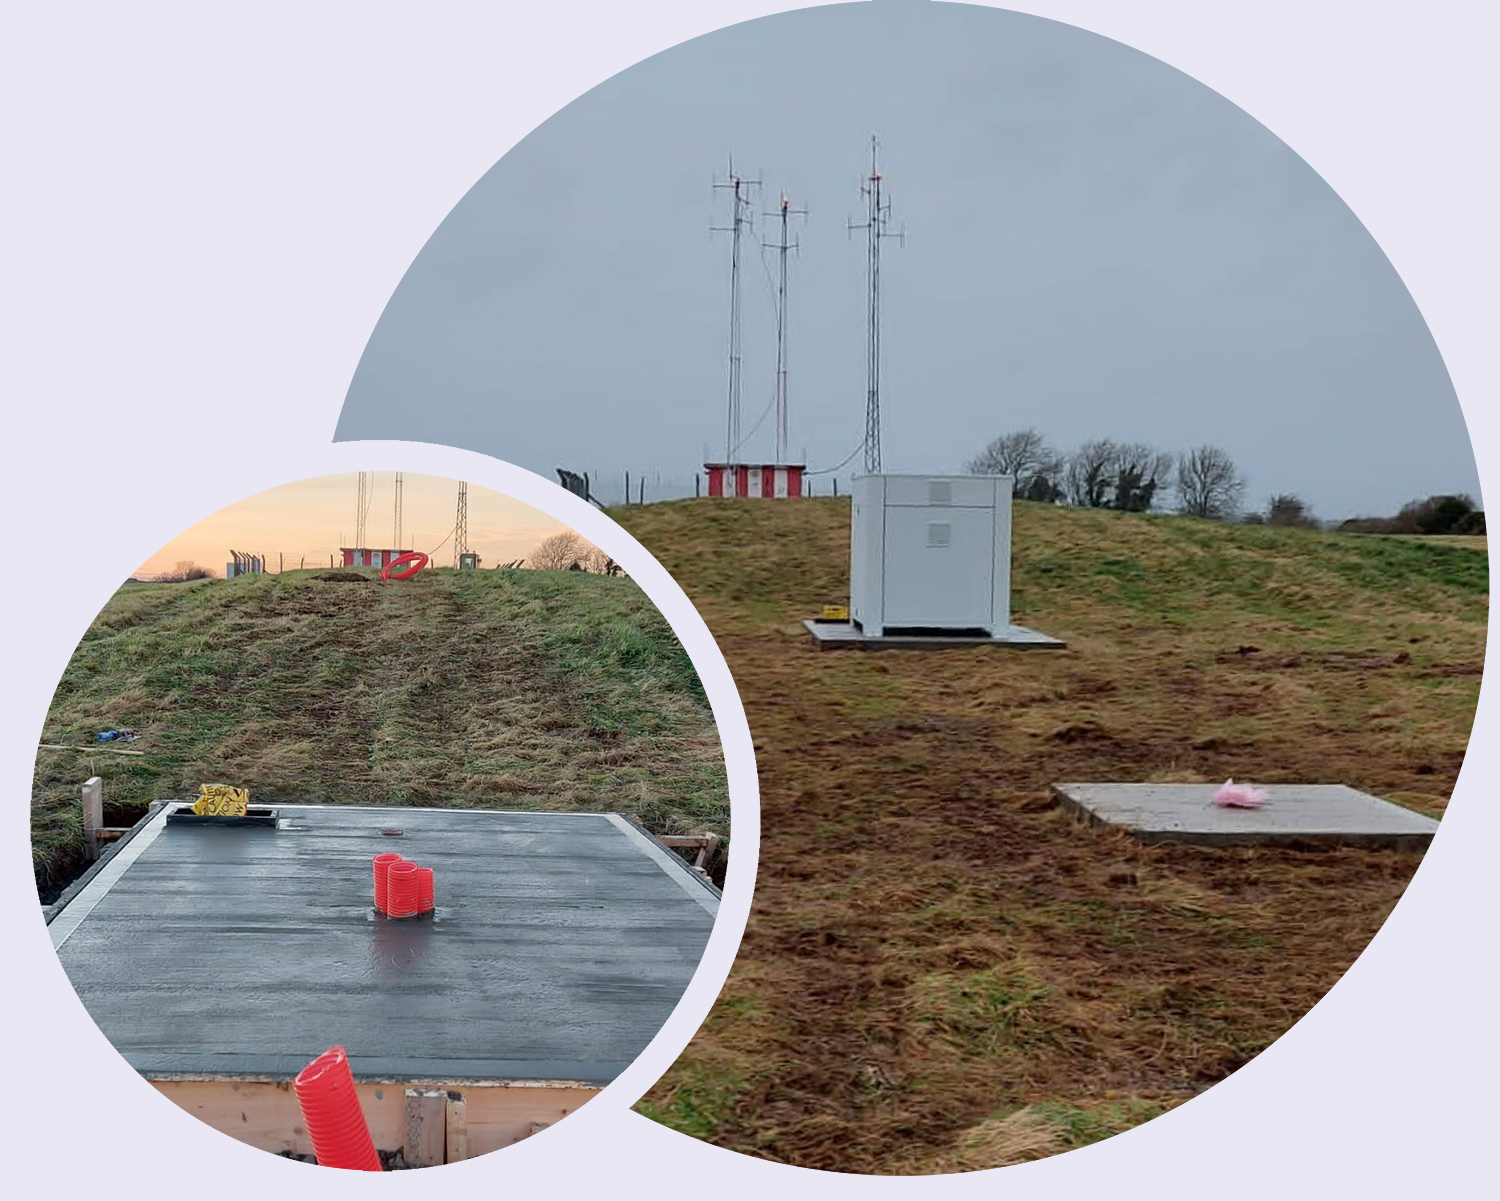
[1052,782,1438,851]
[804,620,1065,651]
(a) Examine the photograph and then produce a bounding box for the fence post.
[82,776,103,862]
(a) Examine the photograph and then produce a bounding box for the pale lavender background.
[6,1,1497,1197]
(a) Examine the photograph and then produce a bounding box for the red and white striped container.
[704,463,804,499]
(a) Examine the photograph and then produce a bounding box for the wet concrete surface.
[51,805,718,1083]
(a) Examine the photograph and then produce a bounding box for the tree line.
[131,532,627,583]
[125,559,214,583]
[966,430,1246,518]
[528,530,623,574]
[965,429,1484,533]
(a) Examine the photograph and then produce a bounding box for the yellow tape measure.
[192,783,250,817]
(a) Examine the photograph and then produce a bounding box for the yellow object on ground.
[193,783,250,816]
[820,604,849,621]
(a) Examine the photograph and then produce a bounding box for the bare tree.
[1176,445,1246,519]
[1061,439,1172,511]
[164,559,212,582]
[1110,443,1174,513]
[578,543,611,573]
[529,531,609,572]
[1065,438,1118,508]
[966,429,1065,501]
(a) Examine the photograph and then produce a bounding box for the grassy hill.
[32,568,728,893]
[614,496,1485,1173]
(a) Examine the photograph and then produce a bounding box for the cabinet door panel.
[881,507,995,627]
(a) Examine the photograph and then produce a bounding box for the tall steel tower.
[713,159,760,464]
[850,137,903,474]
[764,192,806,463]
[454,481,468,567]
[392,471,404,549]
[355,471,369,548]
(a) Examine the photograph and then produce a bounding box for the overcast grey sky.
[335,1,1476,519]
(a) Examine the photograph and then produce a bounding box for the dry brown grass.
[923,1109,1069,1172]
[623,497,1484,1173]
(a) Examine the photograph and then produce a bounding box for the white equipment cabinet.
[849,474,1013,637]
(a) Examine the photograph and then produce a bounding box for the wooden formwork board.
[152,1077,598,1163]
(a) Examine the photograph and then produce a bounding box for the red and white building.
[704,463,805,499]
[340,548,413,568]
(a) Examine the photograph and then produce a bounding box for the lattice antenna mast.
[355,472,369,548]
[712,158,761,464]
[849,136,903,474]
[764,192,807,463]
[392,471,404,548]
[454,481,469,567]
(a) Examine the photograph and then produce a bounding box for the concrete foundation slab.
[48,803,719,1084]
[804,620,1065,651]
[1052,782,1439,850]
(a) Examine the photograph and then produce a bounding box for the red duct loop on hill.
[386,861,421,918]
[372,853,403,913]
[292,1046,382,1172]
[416,866,435,914]
[379,551,428,581]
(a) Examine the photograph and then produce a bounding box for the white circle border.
[24,439,760,1174]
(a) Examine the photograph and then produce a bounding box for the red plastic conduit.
[416,866,435,914]
[386,860,420,918]
[292,1046,382,1172]
[379,551,428,581]
[372,853,403,914]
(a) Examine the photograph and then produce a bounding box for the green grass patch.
[32,568,728,890]
[1031,1098,1176,1149]
[635,1060,750,1142]
[907,966,1056,1053]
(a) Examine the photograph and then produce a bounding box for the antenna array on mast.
[764,192,807,463]
[849,136,903,475]
[700,139,905,481]
[712,158,761,464]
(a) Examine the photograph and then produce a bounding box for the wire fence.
[564,468,858,507]
[134,469,864,584]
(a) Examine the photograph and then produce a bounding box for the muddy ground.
[620,497,1483,1174]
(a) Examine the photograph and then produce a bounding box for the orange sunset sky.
[135,472,574,578]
